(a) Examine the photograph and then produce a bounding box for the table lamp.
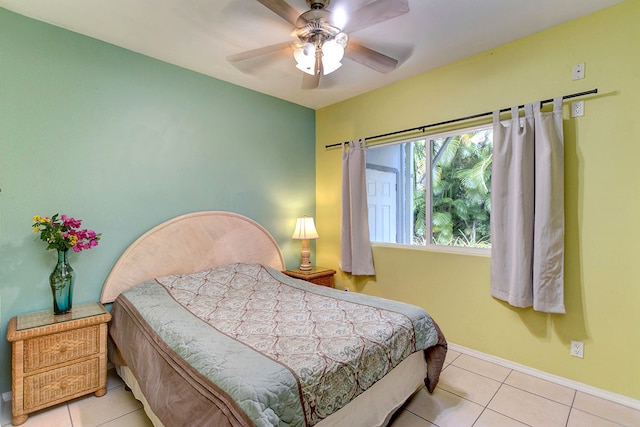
[292,216,319,271]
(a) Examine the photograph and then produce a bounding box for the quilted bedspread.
[110,263,442,427]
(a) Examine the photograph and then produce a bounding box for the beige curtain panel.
[340,139,375,275]
[490,98,565,314]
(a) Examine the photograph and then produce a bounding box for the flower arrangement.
[32,214,101,252]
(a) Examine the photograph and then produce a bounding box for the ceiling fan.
[227,0,410,89]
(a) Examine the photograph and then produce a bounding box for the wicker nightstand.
[6,302,111,426]
[283,266,337,288]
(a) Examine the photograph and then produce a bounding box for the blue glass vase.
[49,249,75,315]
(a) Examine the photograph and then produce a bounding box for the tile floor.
[2,349,639,426]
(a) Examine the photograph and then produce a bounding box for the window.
[366,125,492,251]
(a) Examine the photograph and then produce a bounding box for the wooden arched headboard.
[100,211,285,303]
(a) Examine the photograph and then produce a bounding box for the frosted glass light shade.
[294,43,316,75]
[294,36,346,76]
[321,39,344,74]
[292,217,319,240]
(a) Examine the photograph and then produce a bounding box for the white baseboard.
[448,343,640,411]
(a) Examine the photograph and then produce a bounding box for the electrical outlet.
[572,63,585,80]
[571,100,584,117]
[570,341,584,358]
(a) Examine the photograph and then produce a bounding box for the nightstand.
[6,302,111,426]
[283,266,337,288]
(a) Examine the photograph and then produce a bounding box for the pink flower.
[61,214,82,229]
[32,213,101,252]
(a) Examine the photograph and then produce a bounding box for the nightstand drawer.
[23,326,100,372]
[23,358,100,410]
[310,275,334,287]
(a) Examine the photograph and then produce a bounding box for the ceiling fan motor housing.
[307,0,330,9]
[296,9,341,43]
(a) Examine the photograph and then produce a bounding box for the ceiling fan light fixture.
[293,2,349,78]
[241,0,407,90]
[321,39,344,75]
[321,58,342,75]
[294,43,317,75]
[296,62,316,75]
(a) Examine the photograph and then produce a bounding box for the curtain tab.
[525,103,534,118]
[511,106,519,121]
[533,101,541,114]
[553,97,563,113]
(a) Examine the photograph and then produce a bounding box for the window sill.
[371,242,491,257]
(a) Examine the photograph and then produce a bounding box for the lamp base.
[299,263,312,271]
[299,239,312,271]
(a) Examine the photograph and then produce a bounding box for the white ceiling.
[0,0,622,109]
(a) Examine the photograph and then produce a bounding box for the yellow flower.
[42,217,50,223]
[33,215,41,222]
[32,226,39,233]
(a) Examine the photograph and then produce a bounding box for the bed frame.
[100,211,285,304]
[101,211,432,427]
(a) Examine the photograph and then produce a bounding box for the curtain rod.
[325,88,598,149]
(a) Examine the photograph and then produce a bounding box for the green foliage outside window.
[412,128,492,248]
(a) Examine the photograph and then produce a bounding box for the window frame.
[367,123,493,256]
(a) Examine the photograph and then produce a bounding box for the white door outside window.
[366,167,397,243]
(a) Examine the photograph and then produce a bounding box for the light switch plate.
[572,63,585,80]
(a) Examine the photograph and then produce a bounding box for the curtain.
[491,98,565,314]
[340,139,375,275]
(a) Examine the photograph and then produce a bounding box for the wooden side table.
[283,266,337,288]
[6,302,111,426]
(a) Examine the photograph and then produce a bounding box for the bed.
[101,211,447,427]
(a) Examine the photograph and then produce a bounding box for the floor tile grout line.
[470,407,485,427]
[452,360,581,411]
[564,390,577,427]
[505,370,579,408]
[404,406,440,426]
[448,362,509,384]
[472,407,535,427]
[500,383,574,409]
[568,407,627,427]
[478,369,513,424]
[436,365,511,410]
[68,403,74,427]
[94,408,146,427]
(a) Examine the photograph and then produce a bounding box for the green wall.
[0,9,316,393]
[316,1,639,400]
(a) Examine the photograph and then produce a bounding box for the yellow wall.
[315,1,640,400]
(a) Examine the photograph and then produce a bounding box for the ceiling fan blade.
[302,72,320,90]
[227,42,291,63]
[344,42,398,74]
[343,0,409,33]
[255,0,300,26]
[301,52,322,89]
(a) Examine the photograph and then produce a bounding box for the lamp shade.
[292,217,319,240]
